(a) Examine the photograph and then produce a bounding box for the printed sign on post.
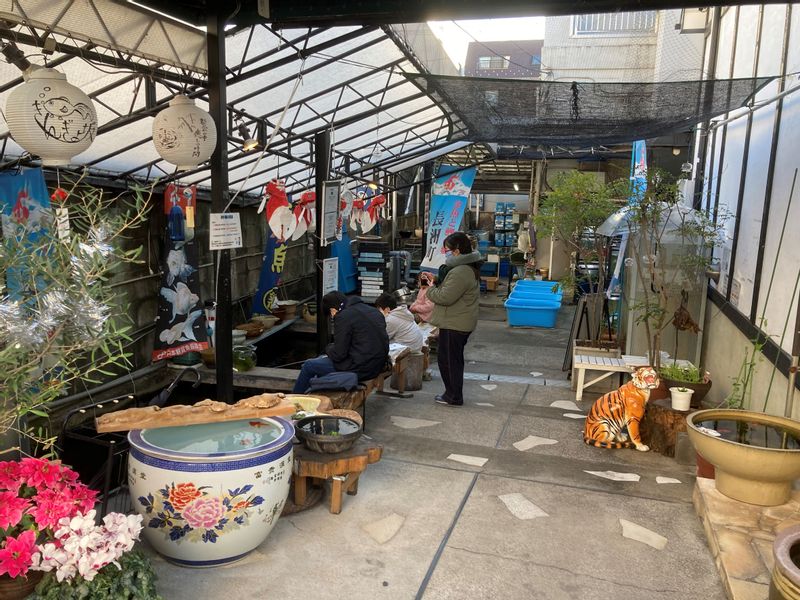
[209,213,243,250]
[321,180,341,246]
[323,257,339,295]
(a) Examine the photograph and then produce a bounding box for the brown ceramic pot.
[0,571,44,599]
[770,525,800,599]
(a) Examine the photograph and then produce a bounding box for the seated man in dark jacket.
[292,291,390,393]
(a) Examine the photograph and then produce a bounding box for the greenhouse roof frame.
[0,10,468,200]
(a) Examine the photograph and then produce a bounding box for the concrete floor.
[146,293,725,600]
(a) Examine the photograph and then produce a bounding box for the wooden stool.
[292,439,383,514]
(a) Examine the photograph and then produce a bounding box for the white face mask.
[444,250,454,259]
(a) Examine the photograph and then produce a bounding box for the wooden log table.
[292,438,383,514]
[640,397,690,457]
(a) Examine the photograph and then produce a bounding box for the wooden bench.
[573,354,633,402]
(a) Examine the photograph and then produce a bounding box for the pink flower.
[0,492,30,529]
[182,496,225,529]
[28,488,74,530]
[19,457,63,489]
[0,530,37,578]
[0,461,21,492]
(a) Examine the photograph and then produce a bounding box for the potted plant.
[624,169,722,374]
[668,386,694,411]
[0,172,151,455]
[659,362,711,408]
[0,457,160,599]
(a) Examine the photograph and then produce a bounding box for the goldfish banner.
[0,168,51,300]
[252,229,287,316]
[152,185,207,361]
[420,165,476,271]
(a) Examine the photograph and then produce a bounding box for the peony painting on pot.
[128,417,293,567]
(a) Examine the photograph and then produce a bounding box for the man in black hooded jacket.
[292,291,389,393]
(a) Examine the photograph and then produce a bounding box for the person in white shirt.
[375,293,425,353]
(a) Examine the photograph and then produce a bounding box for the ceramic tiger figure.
[583,366,660,451]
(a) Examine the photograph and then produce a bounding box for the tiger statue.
[583,366,660,451]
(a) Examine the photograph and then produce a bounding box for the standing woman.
[421,232,482,406]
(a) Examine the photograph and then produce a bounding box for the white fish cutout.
[160,282,199,323]
[165,248,195,286]
[159,309,202,344]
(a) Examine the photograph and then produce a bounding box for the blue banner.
[0,168,51,301]
[252,230,287,315]
[421,165,476,270]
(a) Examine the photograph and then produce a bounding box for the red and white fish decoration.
[350,192,366,232]
[291,190,316,241]
[360,194,386,233]
[262,179,295,242]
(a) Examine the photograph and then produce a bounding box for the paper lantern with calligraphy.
[5,67,97,166]
[152,95,217,170]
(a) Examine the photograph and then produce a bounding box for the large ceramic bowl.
[128,417,294,567]
[687,408,800,506]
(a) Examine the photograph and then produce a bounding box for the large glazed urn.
[128,417,293,567]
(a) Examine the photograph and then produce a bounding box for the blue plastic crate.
[510,289,564,302]
[495,202,506,212]
[504,297,561,328]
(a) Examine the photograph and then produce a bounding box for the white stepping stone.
[656,476,682,484]
[498,493,549,520]
[550,400,581,411]
[362,512,406,545]
[476,402,495,407]
[563,413,586,419]
[513,435,559,451]
[390,416,440,430]
[447,454,488,467]
[584,470,641,482]
[530,371,543,377]
[480,384,498,391]
[620,519,668,550]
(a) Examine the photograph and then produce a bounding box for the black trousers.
[437,328,471,405]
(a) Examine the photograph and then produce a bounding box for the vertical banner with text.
[252,230,288,315]
[420,165,476,271]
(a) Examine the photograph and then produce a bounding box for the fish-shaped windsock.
[264,179,296,241]
[361,194,386,234]
[291,190,316,241]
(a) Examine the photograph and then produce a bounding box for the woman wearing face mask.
[420,232,482,406]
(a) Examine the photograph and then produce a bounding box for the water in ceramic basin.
[298,418,360,436]
[695,418,800,450]
[141,419,282,454]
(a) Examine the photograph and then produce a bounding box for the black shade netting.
[405,74,773,147]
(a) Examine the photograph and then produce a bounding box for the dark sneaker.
[435,395,448,405]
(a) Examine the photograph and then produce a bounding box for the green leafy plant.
[626,169,723,370]
[659,363,703,384]
[534,171,619,305]
[0,173,152,455]
[720,335,766,409]
[29,549,163,600]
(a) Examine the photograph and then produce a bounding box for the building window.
[572,11,657,36]
[477,55,510,70]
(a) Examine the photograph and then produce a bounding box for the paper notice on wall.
[209,213,243,250]
[323,257,339,295]
[730,277,741,307]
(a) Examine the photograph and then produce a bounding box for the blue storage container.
[504,297,561,328]
[499,260,510,277]
[510,289,563,302]
[513,280,561,291]
[495,233,505,246]
[494,215,506,229]
[495,201,506,212]
[504,215,515,229]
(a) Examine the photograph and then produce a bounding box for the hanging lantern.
[152,95,217,171]
[5,67,97,166]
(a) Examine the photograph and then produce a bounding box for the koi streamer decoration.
[361,194,386,233]
[291,190,316,241]
[263,179,296,242]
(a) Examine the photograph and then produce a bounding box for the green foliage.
[626,168,723,370]
[721,336,766,410]
[659,363,702,383]
[0,173,152,455]
[533,171,619,297]
[29,549,163,600]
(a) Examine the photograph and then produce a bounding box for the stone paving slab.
[423,474,726,600]
[693,477,800,600]
[148,460,474,600]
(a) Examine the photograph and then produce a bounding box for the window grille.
[573,11,657,35]
[477,55,511,70]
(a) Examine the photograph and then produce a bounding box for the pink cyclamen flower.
[0,491,30,529]
[182,496,225,529]
[0,529,37,578]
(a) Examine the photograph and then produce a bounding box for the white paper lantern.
[152,95,217,170]
[5,67,97,166]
